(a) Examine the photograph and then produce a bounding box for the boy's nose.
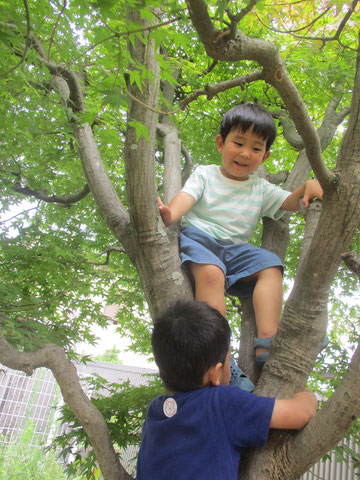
[239,147,250,158]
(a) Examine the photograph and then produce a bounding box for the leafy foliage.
[0,420,78,480]
[0,0,359,477]
[52,375,163,478]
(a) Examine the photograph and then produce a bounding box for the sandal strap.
[253,336,328,350]
[255,352,269,367]
[253,336,273,350]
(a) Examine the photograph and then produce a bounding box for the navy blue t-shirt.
[136,385,275,480]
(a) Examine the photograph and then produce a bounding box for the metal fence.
[0,363,358,479]
[0,362,157,475]
[0,366,64,447]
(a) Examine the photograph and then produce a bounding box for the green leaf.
[128,119,150,142]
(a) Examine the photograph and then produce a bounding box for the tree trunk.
[123,8,192,318]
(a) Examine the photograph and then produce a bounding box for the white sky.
[76,323,157,369]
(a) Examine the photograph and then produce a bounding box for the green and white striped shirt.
[181,165,291,244]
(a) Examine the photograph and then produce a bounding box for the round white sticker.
[163,398,177,418]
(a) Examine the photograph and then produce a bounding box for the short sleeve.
[181,166,206,202]
[260,181,291,220]
[219,386,275,448]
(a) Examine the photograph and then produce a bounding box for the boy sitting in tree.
[159,103,323,390]
[136,300,317,480]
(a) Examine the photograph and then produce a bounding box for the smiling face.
[216,127,270,181]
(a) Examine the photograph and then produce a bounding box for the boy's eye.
[234,142,243,147]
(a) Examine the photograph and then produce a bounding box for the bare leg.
[189,263,254,390]
[242,267,283,356]
[189,263,226,317]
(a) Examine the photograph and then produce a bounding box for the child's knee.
[259,266,282,281]
[191,264,225,288]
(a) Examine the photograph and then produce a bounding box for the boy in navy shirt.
[136,300,317,480]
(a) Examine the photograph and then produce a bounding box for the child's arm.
[280,179,323,211]
[269,389,317,430]
[158,192,195,227]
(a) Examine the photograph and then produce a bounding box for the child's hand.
[270,389,317,430]
[302,179,323,208]
[158,197,172,227]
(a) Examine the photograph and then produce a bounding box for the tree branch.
[0,333,133,480]
[88,246,126,266]
[47,0,67,61]
[288,0,359,46]
[179,70,264,110]
[185,0,219,47]
[20,31,133,256]
[281,343,360,478]
[276,91,350,152]
[181,142,192,185]
[28,33,84,114]
[226,0,263,39]
[254,5,330,36]
[341,251,360,280]
[13,182,91,205]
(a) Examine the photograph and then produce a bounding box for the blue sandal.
[254,337,273,367]
[229,357,254,392]
[254,336,329,367]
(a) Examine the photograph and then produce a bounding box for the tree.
[93,346,122,364]
[0,0,359,479]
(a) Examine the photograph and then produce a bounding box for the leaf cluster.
[52,374,163,478]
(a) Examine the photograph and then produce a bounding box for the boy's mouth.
[234,160,248,167]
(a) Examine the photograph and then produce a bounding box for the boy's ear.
[207,362,223,387]
[262,151,270,163]
[216,134,224,153]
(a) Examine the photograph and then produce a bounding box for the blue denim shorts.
[180,225,283,298]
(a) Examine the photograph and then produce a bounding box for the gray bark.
[123,9,192,319]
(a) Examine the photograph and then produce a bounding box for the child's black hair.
[151,300,231,392]
[220,103,277,151]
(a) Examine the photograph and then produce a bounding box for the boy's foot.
[254,336,330,368]
[229,357,254,392]
[254,337,273,367]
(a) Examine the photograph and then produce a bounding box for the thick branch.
[157,123,182,201]
[181,142,193,185]
[13,182,90,205]
[341,251,360,280]
[185,0,219,46]
[282,344,360,478]
[28,33,84,113]
[0,333,133,480]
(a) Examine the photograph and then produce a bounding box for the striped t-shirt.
[181,165,291,244]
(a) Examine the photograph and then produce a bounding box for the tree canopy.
[0,1,359,479]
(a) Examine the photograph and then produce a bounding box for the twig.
[254,6,330,35]
[48,0,67,61]
[0,1,31,78]
[74,15,183,62]
[0,205,39,224]
[341,252,360,281]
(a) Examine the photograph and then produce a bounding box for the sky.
[76,323,157,369]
